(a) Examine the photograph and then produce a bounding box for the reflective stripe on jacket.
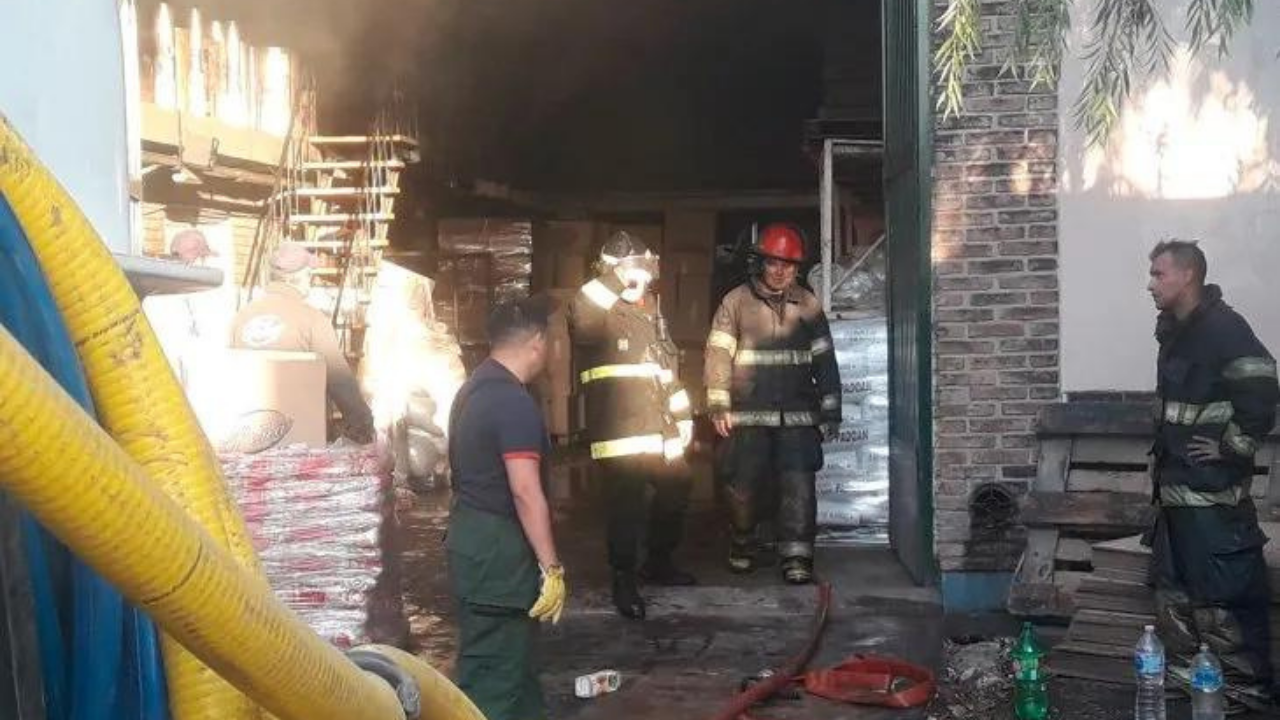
[1154,284,1279,506]
[568,273,691,460]
[703,281,841,427]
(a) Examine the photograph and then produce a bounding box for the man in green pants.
[447,297,567,720]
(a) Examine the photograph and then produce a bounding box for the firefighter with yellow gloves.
[568,231,696,620]
[705,223,841,585]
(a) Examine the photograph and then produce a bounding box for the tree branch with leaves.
[934,0,1256,146]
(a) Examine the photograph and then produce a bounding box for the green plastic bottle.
[1012,622,1049,720]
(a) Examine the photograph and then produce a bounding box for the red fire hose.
[708,582,936,720]
[708,582,832,720]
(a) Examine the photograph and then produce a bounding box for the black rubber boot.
[612,571,646,620]
[781,556,813,585]
[728,538,755,574]
[640,556,697,586]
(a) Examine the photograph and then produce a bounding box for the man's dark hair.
[1150,239,1207,285]
[487,295,553,348]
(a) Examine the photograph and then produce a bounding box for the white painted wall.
[0,0,133,253]
[1059,4,1280,391]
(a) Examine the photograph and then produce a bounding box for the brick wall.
[930,0,1062,573]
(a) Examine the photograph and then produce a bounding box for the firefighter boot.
[777,470,817,585]
[612,571,646,620]
[781,556,813,585]
[728,534,755,574]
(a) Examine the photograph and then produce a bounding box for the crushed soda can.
[574,669,621,699]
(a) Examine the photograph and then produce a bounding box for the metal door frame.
[814,0,935,583]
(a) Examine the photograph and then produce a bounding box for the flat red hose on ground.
[707,582,833,720]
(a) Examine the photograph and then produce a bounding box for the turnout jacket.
[1154,284,1279,507]
[568,272,692,462]
[704,280,841,428]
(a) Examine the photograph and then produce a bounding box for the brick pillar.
[930,0,1061,574]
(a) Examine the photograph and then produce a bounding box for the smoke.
[141,0,443,128]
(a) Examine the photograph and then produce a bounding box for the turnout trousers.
[718,426,823,559]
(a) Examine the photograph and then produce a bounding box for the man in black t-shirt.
[446,297,566,720]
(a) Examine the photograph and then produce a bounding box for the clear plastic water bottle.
[1190,644,1225,720]
[1134,625,1167,720]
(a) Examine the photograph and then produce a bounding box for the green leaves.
[934,0,1259,147]
[1073,0,1173,148]
[935,0,984,117]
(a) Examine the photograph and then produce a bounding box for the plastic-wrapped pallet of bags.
[220,443,408,649]
[818,314,890,544]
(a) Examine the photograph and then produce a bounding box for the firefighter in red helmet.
[704,223,841,584]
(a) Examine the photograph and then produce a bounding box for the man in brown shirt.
[230,241,374,442]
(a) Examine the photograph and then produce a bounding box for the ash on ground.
[926,637,1014,720]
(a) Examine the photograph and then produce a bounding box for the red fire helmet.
[755,223,805,263]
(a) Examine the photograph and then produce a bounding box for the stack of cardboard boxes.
[435,219,534,347]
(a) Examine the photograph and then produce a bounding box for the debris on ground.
[925,637,1014,720]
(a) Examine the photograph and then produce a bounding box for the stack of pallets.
[1049,525,1280,684]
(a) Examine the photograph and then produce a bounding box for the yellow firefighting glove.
[528,564,566,624]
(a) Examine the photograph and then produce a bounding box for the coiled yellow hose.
[0,321,406,719]
[0,110,486,720]
[0,113,261,718]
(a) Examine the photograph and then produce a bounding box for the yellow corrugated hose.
[0,114,263,719]
[0,321,399,719]
[0,114,487,720]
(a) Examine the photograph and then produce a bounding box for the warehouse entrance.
[375,0,937,583]
[156,0,935,583]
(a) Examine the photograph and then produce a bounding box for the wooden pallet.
[1049,529,1280,685]
[1009,402,1280,618]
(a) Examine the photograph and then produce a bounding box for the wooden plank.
[1010,438,1071,616]
[1073,608,1157,626]
[1069,437,1153,465]
[1066,469,1151,494]
[1007,582,1072,617]
[1034,437,1072,493]
[1094,566,1150,585]
[1039,401,1280,438]
[1093,534,1149,555]
[1073,593,1156,615]
[1078,576,1152,598]
[1055,537,1093,565]
[1020,491,1154,532]
[1055,570,1089,599]
[1048,651,1134,686]
[1037,402,1155,437]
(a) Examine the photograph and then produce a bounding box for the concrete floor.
[396,479,1276,719]
[398,481,943,719]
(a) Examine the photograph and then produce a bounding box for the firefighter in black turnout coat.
[568,231,696,620]
[705,223,841,585]
[1146,240,1279,708]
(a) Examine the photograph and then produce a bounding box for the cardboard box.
[663,210,717,252]
[190,349,328,449]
